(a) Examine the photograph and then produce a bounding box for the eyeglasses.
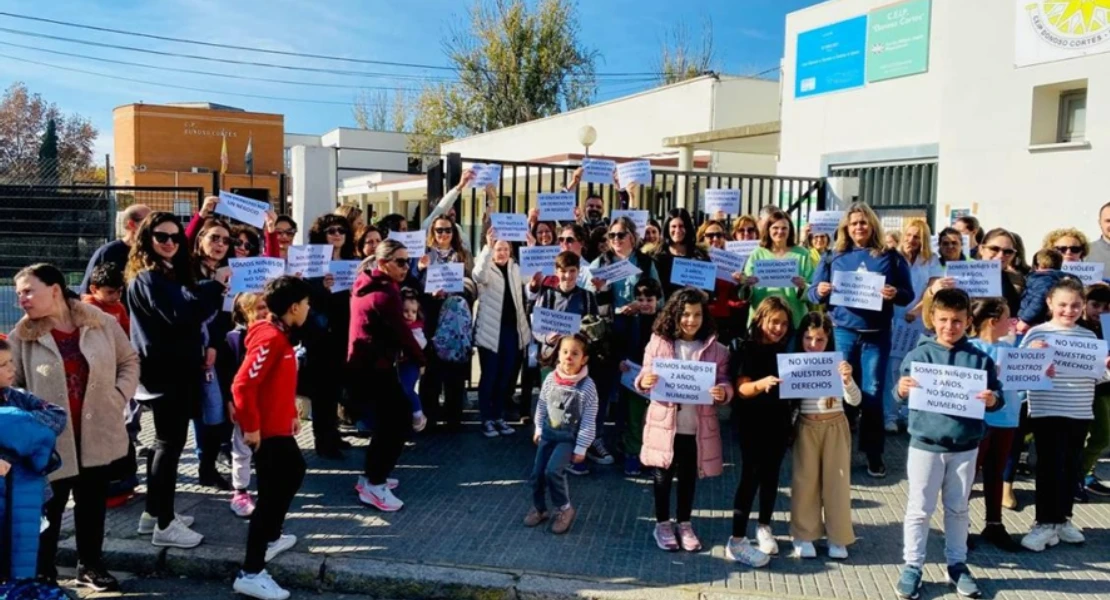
[983,244,1016,257]
[275,228,296,238]
[238,242,257,252]
[704,232,724,240]
[325,226,348,236]
[607,231,630,241]
[389,257,409,267]
[1056,245,1084,255]
[737,227,758,235]
[434,227,454,235]
[558,236,580,244]
[152,231,183,245]
[205,233,233,246]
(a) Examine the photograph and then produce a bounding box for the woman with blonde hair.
[731,215,760,242]
[807,202,913,478]
[1042,227,1089,263]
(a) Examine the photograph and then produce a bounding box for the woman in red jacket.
[348,239,426,513]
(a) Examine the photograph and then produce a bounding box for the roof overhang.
[662,121,781,156]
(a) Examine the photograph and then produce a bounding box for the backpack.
[579,315,612,365]
[433,296,474,363]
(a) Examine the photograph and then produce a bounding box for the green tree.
[0,82,97,184]
[408,0,597,156]
[38,117,59,184]
[655,18,716,85]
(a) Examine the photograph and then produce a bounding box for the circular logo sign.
[1025,1,1110,48]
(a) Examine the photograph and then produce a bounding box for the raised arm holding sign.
[704,189,740,215]
[215,191,270,228]
[537,192,577,221]
[616,160,652,189]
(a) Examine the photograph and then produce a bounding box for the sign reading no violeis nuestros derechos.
[945,260,1002,297]
[215,191,269,228]
[998,348,1054,391]
[650,359,717,405]
[1044,335,1108,378]
[908,362,988,420]
[777,352,845,400]
[531,307,582,336]
[1063,262,1104,286]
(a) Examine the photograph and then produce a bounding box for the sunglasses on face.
[558,236,579,244]
[607,231,630,241]
[389,257,409,267]
[275,229,296,238]
[1056,245,1084,254]
[704,232,724,239]
[152,231,183,245]
[205,233,234,246]
[434,227,453,235]
[983,244,1016,257]
[738,227,757,235]
[238,243,257,252]
[325,226,348,236]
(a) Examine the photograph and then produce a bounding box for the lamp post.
[577,125,597,197]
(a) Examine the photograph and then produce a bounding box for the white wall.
[936,0,1109,247]
[778,0,947,176]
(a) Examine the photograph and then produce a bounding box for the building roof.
[164,102,246,112]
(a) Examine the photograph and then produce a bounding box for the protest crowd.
[4,160,1110,600]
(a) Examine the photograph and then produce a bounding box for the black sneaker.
[1086,475,1110,496]
[867,456,887,478]
[198,466,233,491]
[1074,481,1090,504]
[981,523,1023,552]
[75,565,120,592]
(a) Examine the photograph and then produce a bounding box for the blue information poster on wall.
[795,15,868,99]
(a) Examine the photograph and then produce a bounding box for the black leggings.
[1031,417,1090,525]
[244,436,305,574]
[654,434,698,523]
[146,392,194,530]
[732,409,791,538]
[38,465,109,574]
[361,368,411,485]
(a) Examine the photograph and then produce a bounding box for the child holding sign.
[1018,278,1110,552]
[635,289,732,554]
[789,312,861,560]
[894,289,1002,600]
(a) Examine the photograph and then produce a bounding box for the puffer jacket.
[636,334,733,477]
[0,405,61,579]
[472,244,531,353]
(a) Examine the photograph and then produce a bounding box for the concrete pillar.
[388,190,400,215]
[677,145,695,211]
[290,145,337,245]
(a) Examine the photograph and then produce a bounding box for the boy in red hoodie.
[82,264,130,335]
[231,276,312,600]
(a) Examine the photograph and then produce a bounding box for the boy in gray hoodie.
[893,289,1002,600]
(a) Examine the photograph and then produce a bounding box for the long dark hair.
[659,208,698,257]
[232,225,262,258]
[192,216,232,279]
[652,287,716,342]
[969,297,1007,337]
[13,263,80,301]
[126,211,195,287]
[309,214,356,259]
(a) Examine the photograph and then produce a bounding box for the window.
[1058,90,1087,143]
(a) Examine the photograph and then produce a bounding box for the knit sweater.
[798,378,862,415]
[1020,321,1108,420]
[535,368,598,456]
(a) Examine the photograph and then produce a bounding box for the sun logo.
[1025,0,1110,46]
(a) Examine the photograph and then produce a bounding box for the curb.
[57,539,799,600]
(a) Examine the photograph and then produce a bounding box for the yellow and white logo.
[1017,0,1110,65]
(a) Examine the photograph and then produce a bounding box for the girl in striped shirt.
[1018,278,1110,552]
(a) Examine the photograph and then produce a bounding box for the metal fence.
[431,154,826,251]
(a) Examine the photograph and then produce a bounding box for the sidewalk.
[57,406,1110,600]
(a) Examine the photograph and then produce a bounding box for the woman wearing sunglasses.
[732,215,760,242]
[186,195,278,255]
[743,210,814,328]
[189,217,236,491]
[1042,228,1090,264]
[653,208,707,300]
[125,212,229,550]
[230,225,263,259]
[978,228,1026,316]
[697,219,750,345]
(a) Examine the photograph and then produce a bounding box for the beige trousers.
[789,413,856,546]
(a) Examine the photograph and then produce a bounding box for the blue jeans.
[478,339,521,423]
[398,362,422,415]
[833,327,889,461]
[531,426,576,511]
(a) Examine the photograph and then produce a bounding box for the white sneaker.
[1021,523,1060,552]
[358,483,404,512]
[884,421,900,434]
[265,534,297,562]
[756,525,779,555]
[355,476,398,494]
[233,570,290,600]
[138,511,194,535]
[828,543,849,560]
[1057,520,1085,544]
[725,537,770,567]
[791,540,816,558]
[151,519,203,549]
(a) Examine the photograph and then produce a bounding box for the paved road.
[58,402,1110,600]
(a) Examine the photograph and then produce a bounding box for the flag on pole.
[244,133,254,176]
[220,134,229,174]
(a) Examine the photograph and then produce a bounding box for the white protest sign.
[808,211,843,237]
[581,158,616,185]
[704,189,740,215]
[620,360,649,399]
[777,352,845,400]
[831,270,885,311]
[537,192,577,222]
[930,234,972,255]
[998,348,1054,391]
[908,362,988,420]
[490,213,529,242]
[215,191,269,228]
[1102,314,1110,342]
[616,160,652,189]
[1045,335,1108,378]
[285,245,330,278]
[725,240,759,267]
[519,245,561,277]
[670,257,716,291]
[1063,262,1104,286]
[650,358,716,405]
[425,262,465,294]
[709,248,747,282]
[470,163,502,187]
[329,260,362,293]
[228,257,285,294]
[531,307,582,336]
[610,210,649,234]
[753,258,799,288]
[946,261,1002,297]
[591,259,642,284]
[890,318,927,359]
[387,230,426,259]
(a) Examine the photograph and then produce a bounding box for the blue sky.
[0,0,823,159]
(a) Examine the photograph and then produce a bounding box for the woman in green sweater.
[742,209,814,327]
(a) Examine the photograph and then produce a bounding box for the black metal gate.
[429,153,826,251]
